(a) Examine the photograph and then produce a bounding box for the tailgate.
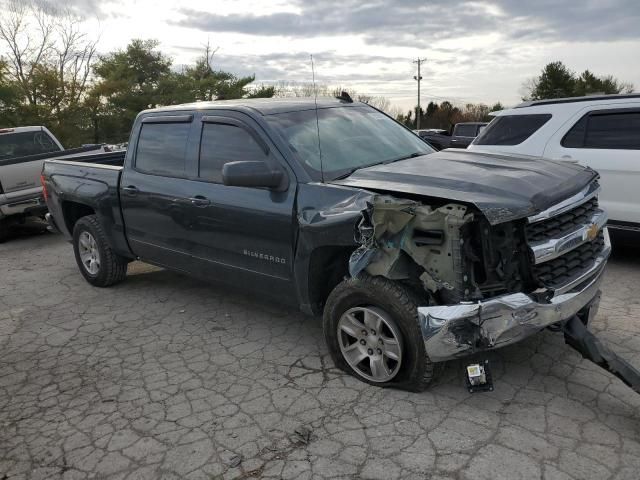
[0,158,45,197]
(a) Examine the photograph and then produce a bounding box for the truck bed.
[1,147,124,208]
[43,154,133,259]
[57,149,126,167]
[0,145,105,167]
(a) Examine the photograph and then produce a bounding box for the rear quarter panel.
[44,161,132,258]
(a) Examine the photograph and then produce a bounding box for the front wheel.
[73,215,128,287]
[323,274,437,392]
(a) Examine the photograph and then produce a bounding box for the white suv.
[468,94,640,232]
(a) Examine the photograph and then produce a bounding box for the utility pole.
[413,58,426,130]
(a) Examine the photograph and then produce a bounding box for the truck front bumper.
[418,228,611,362]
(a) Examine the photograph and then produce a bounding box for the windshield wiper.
[385,152,424,163]
[331,153,425,181]
[332,166,369,180]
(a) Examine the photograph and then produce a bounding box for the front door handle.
[189,195,210,207]
[561,155,579,163]
[123,185,139,195]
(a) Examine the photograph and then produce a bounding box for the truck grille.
[531,231,605,289]
[525,197,599,243]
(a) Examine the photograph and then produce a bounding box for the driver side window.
[199,123,267,183]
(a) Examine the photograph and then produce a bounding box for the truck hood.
[331,149,598,225]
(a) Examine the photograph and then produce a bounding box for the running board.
[563,315,640,394]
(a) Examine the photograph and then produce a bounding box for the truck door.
[180,112,297,303]
[119,114,198,272]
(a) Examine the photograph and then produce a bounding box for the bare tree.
[0,0,98,112]
[275,81,331,97]
[54,8,98,108]
[386,105,404,121]
[519,76,538,102]
[274,82,395,114]
[202,39,219,73]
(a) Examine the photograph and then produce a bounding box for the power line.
[413,58,427,129]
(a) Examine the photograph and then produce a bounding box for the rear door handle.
[189,195,210,207]
[123,185,139,195]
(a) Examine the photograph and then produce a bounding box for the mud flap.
[563,315,640,394]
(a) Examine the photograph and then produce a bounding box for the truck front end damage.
[350,181,612,363]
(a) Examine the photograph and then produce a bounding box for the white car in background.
[468,94,640,233]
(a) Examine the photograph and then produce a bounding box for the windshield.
[0,130,60,160]
[265,105,434,181]
[474,114,552,146]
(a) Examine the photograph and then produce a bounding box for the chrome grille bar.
[528,181,600,223]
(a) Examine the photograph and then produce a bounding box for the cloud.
[503,0,640,42]
[172,48,414,85]
[37,0,122,19]
[173,2,497,45]
[173,0,640,46]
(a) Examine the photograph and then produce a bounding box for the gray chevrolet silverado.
[42,97,620,391]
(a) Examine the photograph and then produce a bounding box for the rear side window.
[0,131,59,160]
[199,123,267,183]
[563,110,640,150]
[135,123,190,176]
[474,114,552,146]
[454,124,478,137]
[561,116,587,148]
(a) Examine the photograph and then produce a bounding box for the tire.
[72,215,127,287]
[323,273,437,392]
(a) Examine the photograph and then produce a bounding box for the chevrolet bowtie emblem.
[585,223,600,242]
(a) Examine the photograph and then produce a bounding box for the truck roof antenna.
[310,54,324,183]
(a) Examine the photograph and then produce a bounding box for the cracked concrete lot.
[1,227,640,480]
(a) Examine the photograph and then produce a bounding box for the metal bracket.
[563,315,640,394]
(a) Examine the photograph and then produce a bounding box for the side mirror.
[222,161,284,189]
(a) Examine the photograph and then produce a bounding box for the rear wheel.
[323,274,437,391]
[73,215,128,287]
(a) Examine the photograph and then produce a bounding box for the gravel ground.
[1,224,639,480]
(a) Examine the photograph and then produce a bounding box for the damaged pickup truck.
[42,97,631,392]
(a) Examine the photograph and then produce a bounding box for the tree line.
[397,101,504,130]
[522,61,634,101]
[0,2,275,147]
[398,61,634,131]
[1,2,635,146]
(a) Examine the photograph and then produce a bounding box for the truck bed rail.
[0,145,105,167]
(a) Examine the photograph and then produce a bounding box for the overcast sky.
[59,0,640,110]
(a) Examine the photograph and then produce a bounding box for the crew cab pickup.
[0,126,107,240]
[42,98,613,391]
